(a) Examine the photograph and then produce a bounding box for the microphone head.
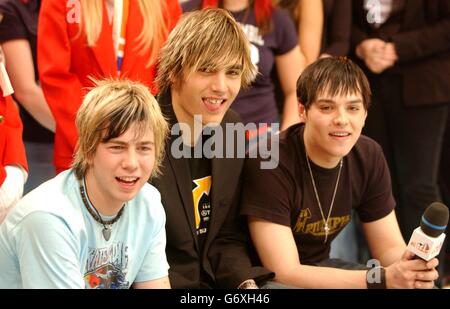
[420,202,449,238]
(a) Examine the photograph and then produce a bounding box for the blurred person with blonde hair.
[38,0,181,173]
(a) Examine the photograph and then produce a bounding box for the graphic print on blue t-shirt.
[84,242,130,289]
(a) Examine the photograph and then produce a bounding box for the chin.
[203,115,225,125]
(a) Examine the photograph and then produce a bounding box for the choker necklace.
[306,154,343,244]
[79,182,124,241]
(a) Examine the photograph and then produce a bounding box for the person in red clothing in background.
[0,46,27,223]
[38,0,181,173]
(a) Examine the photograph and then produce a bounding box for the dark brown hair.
[296,57,372,110]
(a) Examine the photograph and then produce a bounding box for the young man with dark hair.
[241,57,439,288]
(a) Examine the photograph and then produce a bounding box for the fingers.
[402,256,439,271]
[402,250,416,261]
[416,269,439,282]
[414,280,436,289]
[426,258,439,270]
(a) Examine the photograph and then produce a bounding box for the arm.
[2,40,55,132]
[0,93,27,171]
[249,215,439,289]
[17,212,85,288]
[392,0,450,63]
[363,211,439,289]
[249,217,369,288]
[133,196,171,288]
[350,0,370,49]
[321,0,352,56]
[133,276,171,289]
[38,0,84,151]
[297,0,323,65]
[363,210,406,266]
[276,46,304,131]
[0,95,28,212]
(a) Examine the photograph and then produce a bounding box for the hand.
[319,53,332,59]
[385,250,439,289]
[0,165,26,211]
[237,279,259,289]
[356,39,398,74]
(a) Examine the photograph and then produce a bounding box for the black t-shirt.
[241,124,395,265]
[187,135,213,252]
[0,0,53,143]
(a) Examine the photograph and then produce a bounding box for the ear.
[298,100,306,122]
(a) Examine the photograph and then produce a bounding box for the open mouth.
[329,132,351,138]
[202,97,226,112]
[115,176,140,186]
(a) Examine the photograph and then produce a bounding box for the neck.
[303,129,342,169]
[223,0,249,12]
[171,91,203,147]
[84,172,122,216]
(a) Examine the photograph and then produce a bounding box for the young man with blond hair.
[0,79,170,289]
[153,8,274,289]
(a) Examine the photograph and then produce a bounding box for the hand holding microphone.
[407,202,449,261]
[384,202,448,288]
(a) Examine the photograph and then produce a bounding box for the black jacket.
[352,0,450,106]
[151,92,273,288]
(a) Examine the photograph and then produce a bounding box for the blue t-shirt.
[183,1,298,125]
[0,170,169,288]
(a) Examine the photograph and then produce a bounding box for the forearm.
[277,264,368,289]
[15,85,55,132]
[376,245,406,267]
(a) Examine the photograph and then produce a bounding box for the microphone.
[407,202,449,261]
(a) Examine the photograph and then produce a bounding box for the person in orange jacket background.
[0,46,28,223]
[38,0,181,173]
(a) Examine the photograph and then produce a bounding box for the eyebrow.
[316,99,363,104]
[107,140,154,146]
[227,64,243,71]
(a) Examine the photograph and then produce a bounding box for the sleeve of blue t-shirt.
[15,212,85,288]
[134,199,169,283]
[273,8,298,55]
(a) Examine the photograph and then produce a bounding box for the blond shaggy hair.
[156,8,257,94]
[79,0,168,66]
[73,79,168,180]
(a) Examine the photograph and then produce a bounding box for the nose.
[122,148,138,171]
[210,72,226,93]
[333,107,349,126]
